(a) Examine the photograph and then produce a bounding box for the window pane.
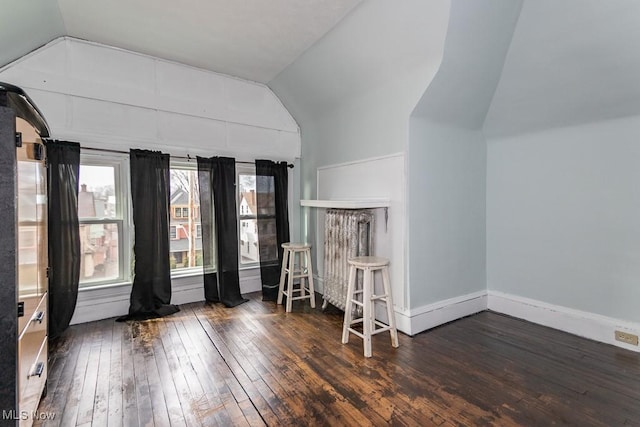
[79,222,120,283]
[170,169,202,271]
[257,218,278,262]
[78,165,117,219]
[240,219,259,263]
[238,172,278,265]
[256,175,276,216]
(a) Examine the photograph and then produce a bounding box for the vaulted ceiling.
[0,0,362,83]
[2,0,640,138]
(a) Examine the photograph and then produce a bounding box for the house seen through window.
[169,167,202,272]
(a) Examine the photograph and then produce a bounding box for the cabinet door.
[16,117,47,301]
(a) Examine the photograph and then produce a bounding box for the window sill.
[78,265,261,291]
[78,281,131,292]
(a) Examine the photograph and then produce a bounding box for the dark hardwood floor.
[36,293,640,426]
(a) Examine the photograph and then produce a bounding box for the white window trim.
[78,151,132,289]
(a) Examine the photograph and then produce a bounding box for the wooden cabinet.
[0,83,50,427]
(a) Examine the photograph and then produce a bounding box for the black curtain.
[121,149,179,320]
[255,160,290,301]
[197,156,247,307]
[46,141,81,339]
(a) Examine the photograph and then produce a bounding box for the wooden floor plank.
[37,293,640,426]
[33,325,84,427]
[88,320,113,427]
[106,321,123,427]
[120,321,139,427]
[154,318,201,427]
[58,321,100,427]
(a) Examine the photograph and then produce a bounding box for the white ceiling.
[0,0,362,83]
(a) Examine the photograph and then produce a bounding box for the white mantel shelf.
[300,199,390,209]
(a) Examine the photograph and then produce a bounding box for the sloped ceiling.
[270,0,450,121]
[412,0,523,129]
[484,0,640,138]
[0,0,65,68]
[0,0,362,83]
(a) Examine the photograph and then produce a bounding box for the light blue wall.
[407,0,521,308]
[484,0,640,324]
[408,120,486,305]
[0,0,64,68]
[487,115,640,322]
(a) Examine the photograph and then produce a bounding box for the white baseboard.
[487,290,640,353]
[395,290,488,336]
[70,269,263,325]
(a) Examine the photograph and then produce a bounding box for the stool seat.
[277,242,316,312]
[282,242,311,250]
[348,256,389,268]
[342,256,399,357]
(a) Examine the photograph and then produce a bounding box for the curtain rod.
[50,143,294,168]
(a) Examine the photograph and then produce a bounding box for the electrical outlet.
[614,330,639,346]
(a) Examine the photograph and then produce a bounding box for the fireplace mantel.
[300,199,390,209]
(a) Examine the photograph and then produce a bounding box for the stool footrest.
[284,274,310,279]
[346,326,391,340]
[372,322,392,334]
[288,295,314,302]
[346,328,365,339]
[282,288,311,296]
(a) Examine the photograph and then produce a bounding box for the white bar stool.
[342,256,399,357]
[277,243,316,312]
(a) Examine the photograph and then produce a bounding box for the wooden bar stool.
[342,256,399,357]
[277,243,316,312]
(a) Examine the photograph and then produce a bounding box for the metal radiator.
[322,209,374,310]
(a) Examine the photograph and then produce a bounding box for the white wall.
[0,36,301,322]
[314,153,405,311]
[487,114,640,324]
[0,37,300,161]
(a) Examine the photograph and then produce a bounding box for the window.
[78,153,130,287]
[79,153,275,288]
[169,164,203,272]
[237,166,278,266]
